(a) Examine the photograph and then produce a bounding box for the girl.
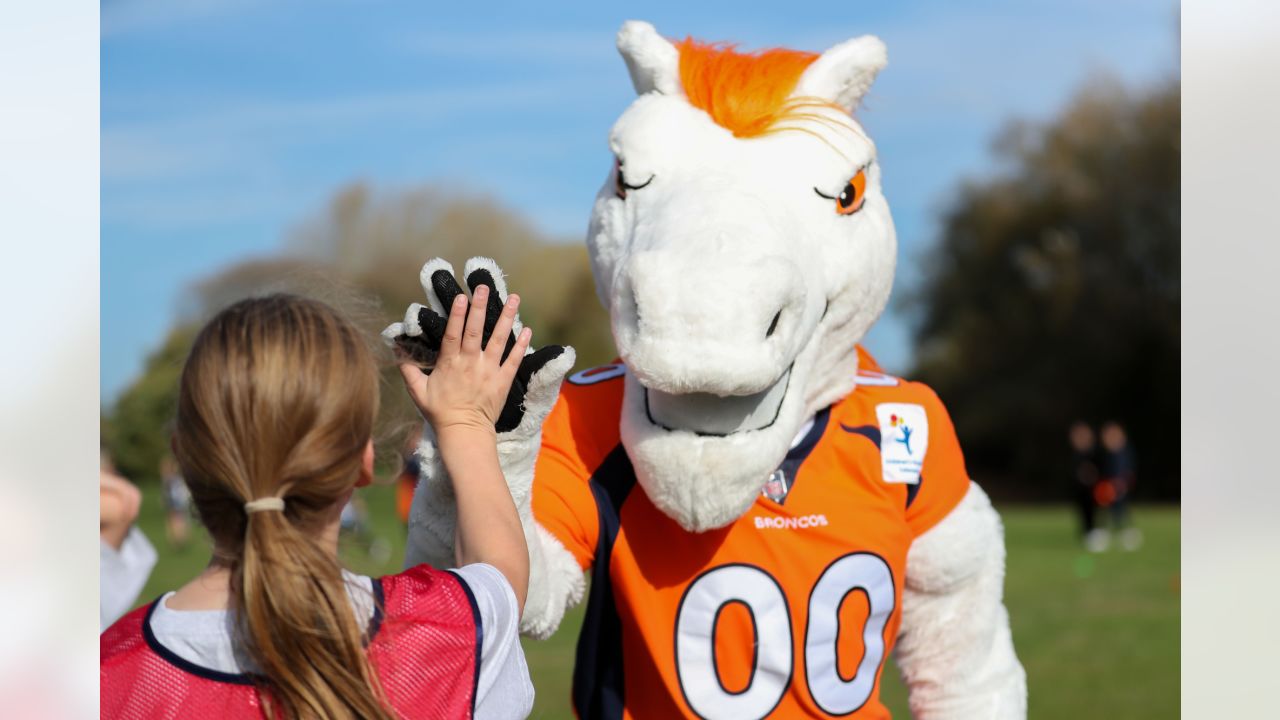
[101,287,535,719]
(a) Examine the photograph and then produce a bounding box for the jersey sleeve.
[532,431,599,570]
[531,373,624,571]
[904,385,973,538]
[100,527,157,630]
[452,564,536,720]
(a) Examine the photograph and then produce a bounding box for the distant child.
[159,455,192,548]
[101,290,536,719]
[1068,420,1100,547]
[1098,421,1142,551]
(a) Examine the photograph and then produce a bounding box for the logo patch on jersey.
[875,403,928,484]
[761,469,790,503]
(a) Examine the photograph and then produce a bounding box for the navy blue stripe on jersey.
[448,570,484,719]
[840,423,881,449]
[367,578,385,643]
[773,406,833,504]
[841,423,923,509]
[907,475,922,509]
[572,444,637,720]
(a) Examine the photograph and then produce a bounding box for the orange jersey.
[532,354,971,719]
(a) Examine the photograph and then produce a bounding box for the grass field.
[132,484,1179,718]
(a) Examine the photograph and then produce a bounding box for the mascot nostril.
[392,20,1026,720]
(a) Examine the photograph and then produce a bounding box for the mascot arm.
[891,387,1026,718]
[386,257,586,639]
[401,420,587,640]
[521,437,600,638]
[895,482,1027,719]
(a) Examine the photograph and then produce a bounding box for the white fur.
[792,35,888,113]
[522,524,586,640]
[380,322,404,346]
[462,255,525,337]
[403,435,456,570]
[462,256,511,298]
[896,483,1028,718]
[616,20,681,96]
[402,302,426,336]
[589,23,897,531]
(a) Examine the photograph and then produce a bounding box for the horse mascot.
[385,20,1026,719]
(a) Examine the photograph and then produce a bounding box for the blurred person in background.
[1098,420,1142,551]
[159,454,192,549]
[100,450,157,630]
[1069,421,1102,550]
[396,423,423,526]
[339,489,391,564]
[339,492,369,537]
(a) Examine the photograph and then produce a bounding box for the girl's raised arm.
[398,285,532,612]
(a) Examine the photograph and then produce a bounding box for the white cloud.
[101,0,262,38]
[103,82,568,183]
[394,27,613,63]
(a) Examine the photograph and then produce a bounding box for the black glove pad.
[466,268,517,364]
[430,269,466,314]
[495,344,566,433]
[397,266,567,434]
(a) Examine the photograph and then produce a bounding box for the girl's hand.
[101,470,142,550]
[398,285,532,436]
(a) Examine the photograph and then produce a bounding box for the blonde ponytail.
[174,295,393,719]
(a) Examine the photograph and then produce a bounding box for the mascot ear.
[791,35,887,112]
[616,20,681,96]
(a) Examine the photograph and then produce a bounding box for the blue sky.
[102,0,1177,403]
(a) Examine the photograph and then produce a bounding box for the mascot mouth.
[644,366,792,436]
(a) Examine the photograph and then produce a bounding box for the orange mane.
[677,38,821,138]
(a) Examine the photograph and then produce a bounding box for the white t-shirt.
[147,564,534,720]
[100,527,157,631]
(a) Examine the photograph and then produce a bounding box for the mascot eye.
[814,169,868,216]
[614,157,653,200]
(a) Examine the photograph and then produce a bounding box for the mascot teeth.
[644,368,791,435]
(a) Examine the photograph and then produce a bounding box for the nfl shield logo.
[762,469,790,503]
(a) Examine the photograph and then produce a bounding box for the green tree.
[286,181,614,367]
[105,184,616,478]
[907,78,1179,500]
[103,324,196,483]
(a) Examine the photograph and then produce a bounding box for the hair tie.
[244,497,285,514]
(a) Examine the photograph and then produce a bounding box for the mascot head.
[588,21,896,532]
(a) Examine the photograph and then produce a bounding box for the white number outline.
[674,564,793,720]
[672,553,896,719]
[803,552,896,716]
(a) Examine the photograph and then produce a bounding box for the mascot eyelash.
[614,158,654,199]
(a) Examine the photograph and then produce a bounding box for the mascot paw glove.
[383,256,576,435]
